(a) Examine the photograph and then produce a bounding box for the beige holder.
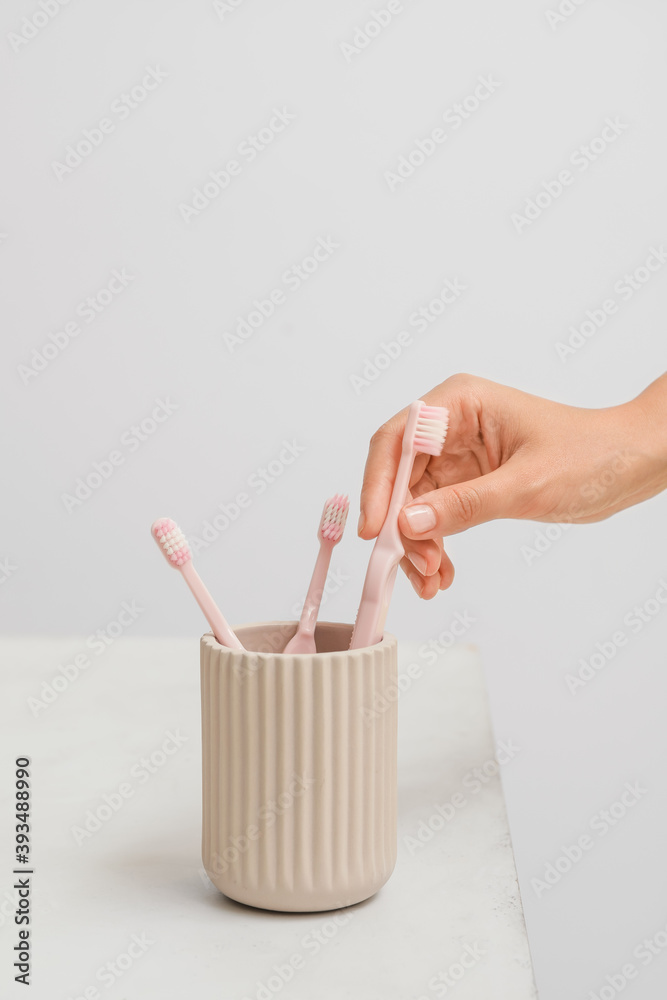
[200,621,398,912]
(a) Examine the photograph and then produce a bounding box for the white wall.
[3,1,667,996]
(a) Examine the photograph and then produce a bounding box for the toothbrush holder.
[200,621,398,912]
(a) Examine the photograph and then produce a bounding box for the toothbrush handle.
[296,540,333,638]
[350,402,421,649]
[181,561,245,649]
[350,533,403,648]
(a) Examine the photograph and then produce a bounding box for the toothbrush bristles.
[414,404,449,456]
[319,494,349,542]
[151,517,192,567]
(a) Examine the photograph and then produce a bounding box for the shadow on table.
[105,840,379,920]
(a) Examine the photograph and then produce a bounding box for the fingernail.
[408,571,423,596]
[403,504,436,534]
[357,512,366,535]
[407,551,427,575]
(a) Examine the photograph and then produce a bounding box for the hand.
[358,373,667,598]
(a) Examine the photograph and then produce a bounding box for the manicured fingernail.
[408,571,423,596]
[403,504,436,534]
[407,551,427,575]
[357,512,366,535]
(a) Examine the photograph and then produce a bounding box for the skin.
[358,373,667,598]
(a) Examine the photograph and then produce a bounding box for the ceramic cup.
[200,621,397,912]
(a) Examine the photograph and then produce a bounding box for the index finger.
[358,408,429,538]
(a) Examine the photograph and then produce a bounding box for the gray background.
[2,0,667,997]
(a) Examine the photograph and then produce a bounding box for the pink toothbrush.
[350,401,449,649]
[151,517,245,649]
[283,494,350,655]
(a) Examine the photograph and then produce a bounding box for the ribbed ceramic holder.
[200,621,397,912]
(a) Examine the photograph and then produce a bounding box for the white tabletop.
[2,636,536,1000]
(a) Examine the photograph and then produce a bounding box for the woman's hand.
[358,373,667,598]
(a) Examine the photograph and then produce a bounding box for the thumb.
[399,463,531,539]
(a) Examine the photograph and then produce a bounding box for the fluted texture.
[200,623,397,912]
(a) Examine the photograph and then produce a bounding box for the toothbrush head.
[319,494,349,543]
[413,402,449,456]
[151,517,191,567]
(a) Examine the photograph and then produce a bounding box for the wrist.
[619,375,667,497]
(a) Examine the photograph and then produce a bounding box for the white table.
[2,636,536,1000]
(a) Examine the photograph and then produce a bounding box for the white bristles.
[319,494,349,543]
[413,404,449,457]
[151,517,192,567]
[414,404,449,456]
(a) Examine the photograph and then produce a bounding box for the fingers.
[400,557,437,599]
[436,546,455,589]
[399,461,531,539]
[358,373,487,539]
[403,537,441,577]
[358,411,409,539]
[400,544,455,599]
